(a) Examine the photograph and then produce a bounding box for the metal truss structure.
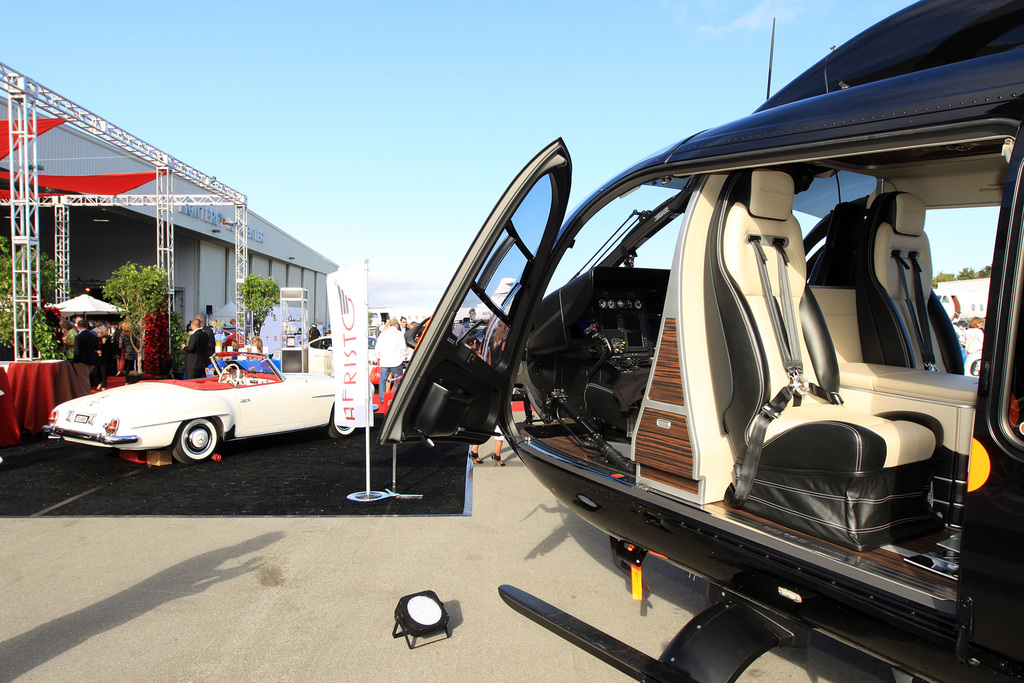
[232,203,248,338]
[7,86,40,360]
[54,198,68,301]
[0,61,249,360]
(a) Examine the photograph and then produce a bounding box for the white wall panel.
[174,235,198,320]
[199,241,228,313]
[251,255,270,277]
[271,260,287,287]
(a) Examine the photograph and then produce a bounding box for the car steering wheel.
[220,363,245,386]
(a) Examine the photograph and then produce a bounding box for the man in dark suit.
[72,319,98,388]
[201,316,216,359]
[184,316,211,379]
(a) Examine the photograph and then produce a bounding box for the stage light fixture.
[392,590,450,649]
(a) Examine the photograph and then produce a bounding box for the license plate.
[74,413,91,424]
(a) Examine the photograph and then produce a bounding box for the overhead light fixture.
[93,218,110,222]
[392,590,450,649]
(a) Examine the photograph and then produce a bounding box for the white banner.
[327,267,372,429]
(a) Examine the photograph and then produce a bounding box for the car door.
[235,379,310,433]
[379,139,571,445]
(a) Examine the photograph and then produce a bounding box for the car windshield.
[211,353,283,380]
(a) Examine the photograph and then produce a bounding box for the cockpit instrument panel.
[527,267,669,359]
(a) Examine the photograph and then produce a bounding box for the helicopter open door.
[958,122,1024,668]
[379,140,572,446]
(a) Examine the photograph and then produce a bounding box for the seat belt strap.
[892,250,936,371]
[728,385,792,507]
[730,237,842,509]
[748,236,802,377]
[908,251,937,371]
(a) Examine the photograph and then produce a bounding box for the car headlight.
[103,418,120,435]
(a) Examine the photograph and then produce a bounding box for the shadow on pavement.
[0,532,284,683]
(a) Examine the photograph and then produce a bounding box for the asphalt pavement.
[0,433,897,682]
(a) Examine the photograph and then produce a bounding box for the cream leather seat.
[861,191,965,374]
[709,169,941,551]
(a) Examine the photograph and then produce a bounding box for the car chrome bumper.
[43,425,140,446]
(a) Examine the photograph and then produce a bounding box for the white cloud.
[367,269,447,311]
[697,0,808,37]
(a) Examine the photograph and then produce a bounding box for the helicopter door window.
[453,176,553,368]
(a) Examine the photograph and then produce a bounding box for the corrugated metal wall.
[35,124,154,176]
[271,260,287,287]
[198,241,228,312]
[251,255,270,277]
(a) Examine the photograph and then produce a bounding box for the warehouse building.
[2,96,335,327]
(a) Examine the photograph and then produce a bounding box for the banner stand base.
[346,490,393,502]
[385,489,423,500]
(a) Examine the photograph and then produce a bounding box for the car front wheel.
[173,418,220,463]
[327,409,356,438]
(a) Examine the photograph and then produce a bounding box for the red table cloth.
[0,367,21,447]
[5,361,90,435]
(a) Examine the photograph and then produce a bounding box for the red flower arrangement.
[142,308,170,377]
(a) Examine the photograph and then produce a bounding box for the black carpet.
[0,429,470,517]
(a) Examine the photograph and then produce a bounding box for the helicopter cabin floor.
[516,418,959,604]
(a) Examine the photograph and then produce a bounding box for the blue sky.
[5,0,988,309]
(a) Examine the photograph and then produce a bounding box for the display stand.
[278,287,308,373]
[347,260,391,502]
[385,444,422,500]
[346,408,392,501]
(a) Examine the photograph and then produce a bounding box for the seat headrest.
[748,170,795,221]
[892,192,926,236]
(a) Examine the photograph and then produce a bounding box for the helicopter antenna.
[766,17,776,100]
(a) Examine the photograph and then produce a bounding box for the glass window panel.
[510,175,552,258]
[450,175,554,365]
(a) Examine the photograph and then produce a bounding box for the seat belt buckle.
[760,403,782,420]
[788,372,809,396]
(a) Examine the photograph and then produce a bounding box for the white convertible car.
[43,352,354,463]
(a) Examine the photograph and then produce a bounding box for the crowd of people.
[61,316,139,392]
[58,313,273,390]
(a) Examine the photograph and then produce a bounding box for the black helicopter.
[381,1,1024,680]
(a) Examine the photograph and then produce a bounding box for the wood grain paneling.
[635,408,698,494]
[648,318,686,406]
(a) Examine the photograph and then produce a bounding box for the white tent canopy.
[210,302,236,322]
[55,294,122,316]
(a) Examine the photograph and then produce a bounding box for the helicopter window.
[548,183,685,294]
[452,173,553,368]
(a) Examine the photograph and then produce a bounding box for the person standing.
[964,317,985,355]
[309,324,321,341]
[116,320,138,375]
[92,325,113,390]
[201,316,216,360]
[72,319,98,389]
[184,316,211,380]
[60,319,77,359]
[376,318,407,398]
[470,426,505,466]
